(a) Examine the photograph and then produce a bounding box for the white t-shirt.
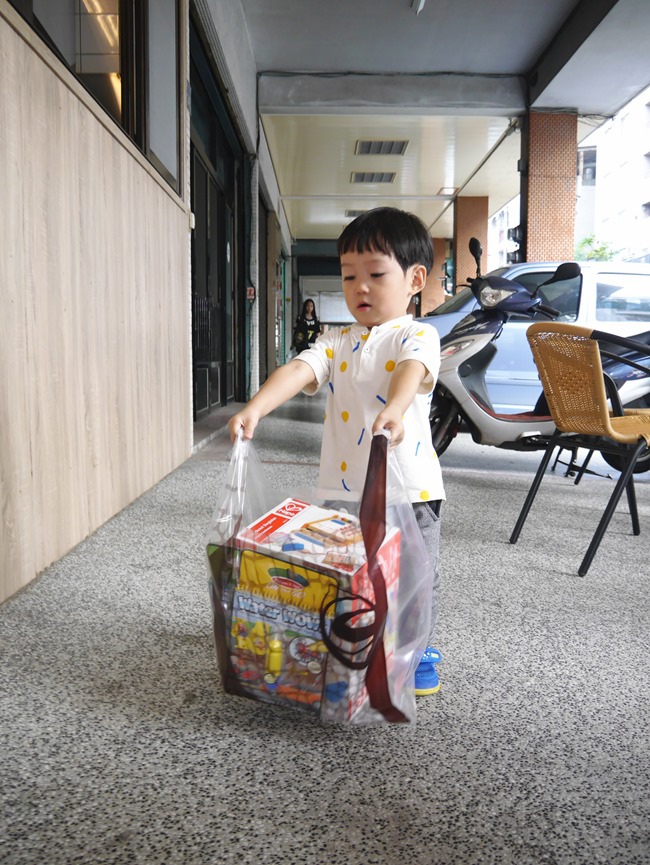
[297,315,445,503]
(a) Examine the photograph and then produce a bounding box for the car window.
[425,286,474,315]
[507,271,580,322]
[596,274,650,322]
[507,271,552,294]
[536,275,581,321]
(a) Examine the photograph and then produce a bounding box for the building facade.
[0,0,291,602]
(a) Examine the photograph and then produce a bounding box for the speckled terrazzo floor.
[2,393,650,865]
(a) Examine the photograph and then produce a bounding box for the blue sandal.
[415,647,442,695]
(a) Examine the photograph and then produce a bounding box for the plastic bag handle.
[320,432,408,723]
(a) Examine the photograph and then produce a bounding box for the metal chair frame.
[510,323,650,576]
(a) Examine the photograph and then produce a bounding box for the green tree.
[575,234,619,261]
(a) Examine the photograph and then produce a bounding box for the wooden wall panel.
[0,11,191,603]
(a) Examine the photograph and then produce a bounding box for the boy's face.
[340,249,426,328]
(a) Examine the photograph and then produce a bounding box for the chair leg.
[573,449,595,486]
[624,456,641,536]
[578,439,646,576]
[564,448,579,477]
[551,446,566,472]
[510,432,562,545]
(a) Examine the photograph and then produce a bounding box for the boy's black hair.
[337,207,433,275]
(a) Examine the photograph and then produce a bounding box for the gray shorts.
[412,500,442,646]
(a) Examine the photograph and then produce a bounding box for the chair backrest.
[526,322,613,436]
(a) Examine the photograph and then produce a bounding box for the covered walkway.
[2,396,649,865]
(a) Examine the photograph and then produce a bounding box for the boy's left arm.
[372,359,427,445]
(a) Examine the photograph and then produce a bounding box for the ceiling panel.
[241,0,579,75]
[262,114,512,238]
[240,1,650,244]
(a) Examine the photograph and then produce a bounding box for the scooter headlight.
[479,285,515,308]
[440,339,474,359]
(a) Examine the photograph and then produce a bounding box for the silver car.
[419,261,650,412]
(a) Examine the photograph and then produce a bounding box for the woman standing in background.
[292,298,321,354]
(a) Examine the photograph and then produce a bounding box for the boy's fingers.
[373,415,404,445]
[227,416,245,442]
[241,420,256,440]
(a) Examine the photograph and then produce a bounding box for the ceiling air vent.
[345,209,367,218]
[355,139,409,156]
[351,171,396,184]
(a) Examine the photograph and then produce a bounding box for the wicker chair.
[510,322,650,576]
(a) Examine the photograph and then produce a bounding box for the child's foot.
[415,647,441,695]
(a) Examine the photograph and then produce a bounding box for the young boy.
[227,207,445,694]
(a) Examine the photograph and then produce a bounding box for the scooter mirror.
[469,237,482,263]
[469,237,482,279]
[539,261,581,287]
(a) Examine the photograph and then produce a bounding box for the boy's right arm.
[227,358,317,441]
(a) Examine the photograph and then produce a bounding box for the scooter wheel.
[602,448,650,474]
[429,402,461,456]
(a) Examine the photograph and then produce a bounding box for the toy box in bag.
[208,496,401,723]
[207,431,431,725]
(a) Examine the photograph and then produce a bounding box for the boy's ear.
[409,264,427,295]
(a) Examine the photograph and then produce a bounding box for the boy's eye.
[370,272,385,279]
[343,274,355,282]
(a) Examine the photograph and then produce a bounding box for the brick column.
[521,111,578,261]
[453,197,488,290]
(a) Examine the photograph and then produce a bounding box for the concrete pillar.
[453,197,488,289]
[521,111,578,262]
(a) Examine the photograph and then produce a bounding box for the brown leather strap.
[320,434,407,722]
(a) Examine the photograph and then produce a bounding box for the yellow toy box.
[208,497,401,723]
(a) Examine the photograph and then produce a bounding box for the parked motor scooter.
[429,238,650,472]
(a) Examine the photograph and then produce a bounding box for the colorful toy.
[210,498,401,721]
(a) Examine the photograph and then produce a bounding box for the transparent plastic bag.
[206,431,432,725]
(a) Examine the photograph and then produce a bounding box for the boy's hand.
[227,408,261,442]
[372,405,405,445]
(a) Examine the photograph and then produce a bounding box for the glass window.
[147,0,179,183]
[9,0,180,191]
[425,286,474,315]
[32,0,122,124]
[76,0,122,123]
[533,275,581,322]
[498,270,581,323]
[596,274,650,322]
[33,0,75,66]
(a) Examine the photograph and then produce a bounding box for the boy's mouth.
[357,302,371,310]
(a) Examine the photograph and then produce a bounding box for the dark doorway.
[189,20,243,419]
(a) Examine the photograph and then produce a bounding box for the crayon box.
[207,497,401,722]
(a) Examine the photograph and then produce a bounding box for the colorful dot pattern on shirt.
[301,317,444,504]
